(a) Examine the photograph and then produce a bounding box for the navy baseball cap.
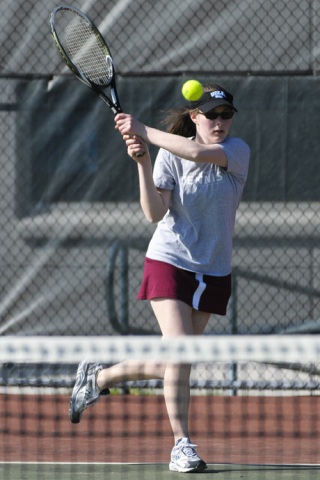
[189,89,237,113]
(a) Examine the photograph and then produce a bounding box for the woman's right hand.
[115,113,147,141]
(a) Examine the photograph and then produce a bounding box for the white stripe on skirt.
[192,273,206,310]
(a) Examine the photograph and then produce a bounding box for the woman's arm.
[115,114,227,167]
[124,134,171,223]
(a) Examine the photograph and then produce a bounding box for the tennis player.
[69,84,250,473]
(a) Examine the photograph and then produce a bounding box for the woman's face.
[190,105,234,144]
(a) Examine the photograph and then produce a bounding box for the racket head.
[50,5,116,91]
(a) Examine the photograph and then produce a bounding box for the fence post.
[229,270,238,395]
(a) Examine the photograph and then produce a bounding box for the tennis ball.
[181,80,203,101]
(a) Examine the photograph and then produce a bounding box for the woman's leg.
[70,295,210,473]
[97,359,165,389]
[150,298,210,442]
[97,298,210,439]
[96,301,210,392]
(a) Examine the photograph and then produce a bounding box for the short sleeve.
[221,138,250,185]
[153,148,176,190]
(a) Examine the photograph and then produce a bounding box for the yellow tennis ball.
[181,80,203,101]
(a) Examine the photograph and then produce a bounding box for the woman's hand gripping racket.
[50,5,144,155]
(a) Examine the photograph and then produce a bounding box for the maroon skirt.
[137,258,231,315]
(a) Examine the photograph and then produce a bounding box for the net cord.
[0,335,319,364]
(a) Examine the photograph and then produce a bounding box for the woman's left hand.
[123,134,148,161]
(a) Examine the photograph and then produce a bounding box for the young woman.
[69,84,250,473]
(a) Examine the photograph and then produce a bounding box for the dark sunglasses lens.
[221,112,234,119]
[205,111,234,120]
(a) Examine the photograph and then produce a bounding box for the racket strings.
[55,11,113,86]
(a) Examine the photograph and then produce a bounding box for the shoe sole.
[69,360,90,424]
[169,460,207,473]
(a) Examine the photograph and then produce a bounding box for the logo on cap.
[210,91,226,99]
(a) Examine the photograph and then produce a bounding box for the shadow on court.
[1,463,320,479]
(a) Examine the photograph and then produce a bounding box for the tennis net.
[1,335,320,479]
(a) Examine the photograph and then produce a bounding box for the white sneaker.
[169,437,207,473]
[69,360,109,424]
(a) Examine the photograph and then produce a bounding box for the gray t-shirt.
[146,137,250,276]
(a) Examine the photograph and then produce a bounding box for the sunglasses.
[200,110,234,120]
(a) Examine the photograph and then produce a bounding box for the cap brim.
[198,99,237,113]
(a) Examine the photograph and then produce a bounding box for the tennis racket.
[50,5,123,113]
[50,5,144,156]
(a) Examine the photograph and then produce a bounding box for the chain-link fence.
[0,0,319,337]
[1,0,319,75]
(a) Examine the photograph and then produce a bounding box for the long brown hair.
[160,83,228,137]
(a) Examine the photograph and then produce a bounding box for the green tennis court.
[1,463,320,479]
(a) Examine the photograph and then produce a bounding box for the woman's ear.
[189,111,198,124]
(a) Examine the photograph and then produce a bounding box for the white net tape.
[1,335,319,364]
